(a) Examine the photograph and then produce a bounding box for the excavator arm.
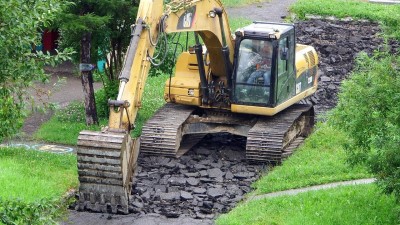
[76,0,235,214]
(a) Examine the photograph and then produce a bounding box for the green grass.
[33,117,106,145]
[217,184,398,225]
[34,74,169,144]
[290,0,400,39]
[253,123,371,194]
[132,73,169,137]
[0,147,78,202]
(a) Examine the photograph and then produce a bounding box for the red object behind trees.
[42,29,59,53]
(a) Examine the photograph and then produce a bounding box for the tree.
[0,0,71,141]
[57,0,138,123]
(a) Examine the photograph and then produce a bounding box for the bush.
[0,0,71,141]
[94,74,119,119]
[330,52,400,199]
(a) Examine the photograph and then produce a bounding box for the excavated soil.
[65,18,399,224]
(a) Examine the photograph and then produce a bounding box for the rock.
[199,178,213,183]
[184,172,200,177]
[167,186,180,193]
[162,210,180,218]
[194,164,207,170]
[160,192,180,201]
[131,201,144,209]
[154,185,166,193]
[187,177,200,186]
[168,177,186,186]
[234,172,255,179]
[328,84,336,90]
[181,191,193,200]
[141,191,151,201]
[207,168,224,178]
[193,187,207,194]
[195,147,211,155]
[199,170,208,177]
[225,170,234,180]
[320,76,331,82]
[203,201,214,209]
[207,188,226,198]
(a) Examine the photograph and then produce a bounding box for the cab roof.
[237,22,294,39]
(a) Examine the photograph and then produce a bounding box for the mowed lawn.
[0,147,78,202]
[217,184,398,225]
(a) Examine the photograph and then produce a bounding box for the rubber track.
[246,104,313,163]
[141,103,196,156]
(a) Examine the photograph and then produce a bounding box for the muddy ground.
[18,0,397,225]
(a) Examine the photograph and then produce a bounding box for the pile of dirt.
[295,18,393,115]
[130,134,263,219]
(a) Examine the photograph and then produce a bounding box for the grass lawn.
[217,184,398,225]
[0,147,78,224]
[0,147,78,202]
[33,117,106,145]
[253,124,371,194]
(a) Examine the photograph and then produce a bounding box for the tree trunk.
[80,32,98,125]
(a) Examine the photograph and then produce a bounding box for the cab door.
[275,31,296,105]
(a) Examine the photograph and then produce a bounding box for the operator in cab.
[246,41,272,85]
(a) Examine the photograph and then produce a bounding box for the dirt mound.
[296,18,397,116]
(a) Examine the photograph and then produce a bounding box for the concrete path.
[226,0,298,22]
[369,0,400,4]
[246,178,376,202]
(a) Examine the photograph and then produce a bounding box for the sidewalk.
[20,61,102,137]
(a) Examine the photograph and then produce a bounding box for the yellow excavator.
[76,0,318,214]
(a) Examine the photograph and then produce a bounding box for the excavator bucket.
[76,131,139,214]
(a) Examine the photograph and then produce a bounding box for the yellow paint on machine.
[231,86,317,116]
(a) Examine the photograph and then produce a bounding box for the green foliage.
[290,0,400,39]
[0,198,66,225]
[253,123,370,194]
[149,37,178,77]
[330,52,400,199]
[0,0,72,141]
[94,74,119,119]
[57,0,138,79]
[217,184,398,225]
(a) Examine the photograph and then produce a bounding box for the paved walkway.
[246,178,376,202]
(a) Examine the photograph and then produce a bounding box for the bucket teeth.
[76,131,139,214]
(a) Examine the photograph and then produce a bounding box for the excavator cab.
[232,22,296,107]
